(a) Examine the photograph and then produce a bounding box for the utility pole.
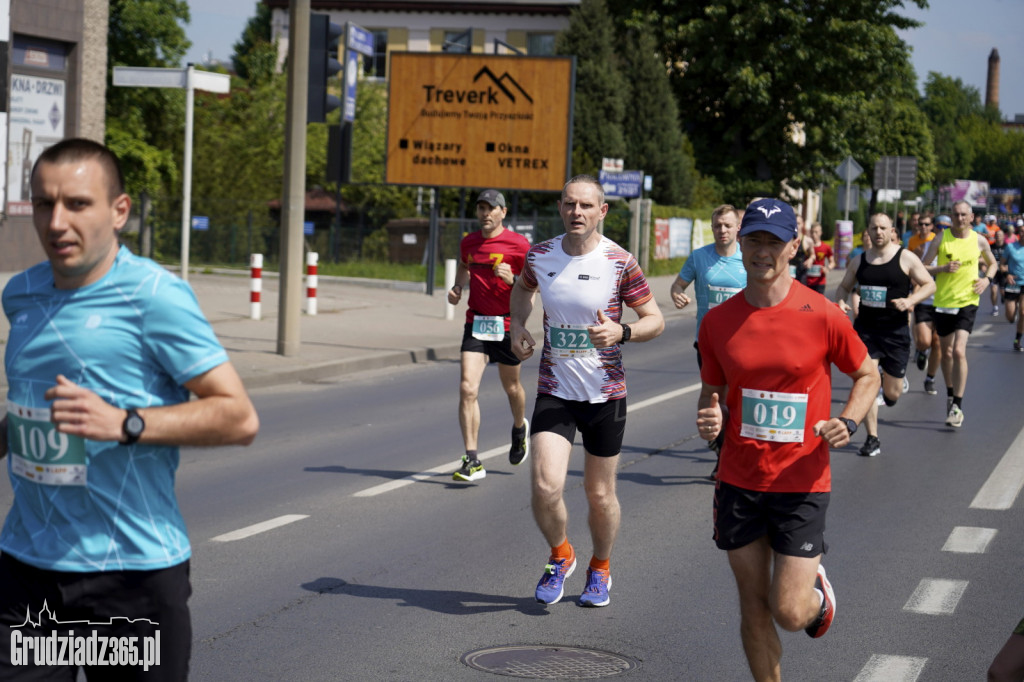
[278,0,311,356]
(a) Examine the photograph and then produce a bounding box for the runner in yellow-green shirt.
[920,200,998,428]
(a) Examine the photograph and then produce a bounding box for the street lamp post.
[113,65,231,281]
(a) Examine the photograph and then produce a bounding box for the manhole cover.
[461,645,640,679]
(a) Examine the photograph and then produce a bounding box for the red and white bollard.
[305,252,318,316]
[249,253,263,320]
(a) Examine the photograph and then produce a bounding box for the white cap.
[985,214,997,222]
[1017,219,1024,227]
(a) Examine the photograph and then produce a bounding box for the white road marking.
[970,423,1024,510]
[971,323,995,337]
[903,578,968,615]
[942,526,997,553]
[353,383,703,497]
[211,514,309,542]
[853,654,927,682]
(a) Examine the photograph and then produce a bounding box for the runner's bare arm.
[447,262,471,304]
[509,278,537,360]
[697,384,726,442]
[45,364,259,447]
[892,250,936,311]
[813,354,878,448]
[833,255,861,312]
[670,275,692,309]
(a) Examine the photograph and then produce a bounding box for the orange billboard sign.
[386,52,574,192]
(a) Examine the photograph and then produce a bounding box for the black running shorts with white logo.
[713,480,829,557]
[531,394,626,458]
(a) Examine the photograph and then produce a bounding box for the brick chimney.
[986,48,1000,110]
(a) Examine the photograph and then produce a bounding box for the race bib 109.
[7,401,87,486]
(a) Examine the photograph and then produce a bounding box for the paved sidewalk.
[0,263,848,391]
[0,270,691,391]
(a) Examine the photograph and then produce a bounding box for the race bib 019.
[472,315,505,341]
[7,401,87,486]
[549,323,596,358]
[739,388,807,443]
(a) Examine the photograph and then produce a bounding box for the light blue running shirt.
[2,246,228,572]
[1005,242,1024,291]
[678,243,746,339]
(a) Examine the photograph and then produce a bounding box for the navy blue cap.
[739,199,798,241]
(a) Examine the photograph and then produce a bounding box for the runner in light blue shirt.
[670,204,746,364]
[669,204,745,480]
[0,138,259,679]
[1001,239,1024,350]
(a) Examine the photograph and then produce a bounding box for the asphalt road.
[3,312,1024,681]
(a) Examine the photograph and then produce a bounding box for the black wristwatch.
[620,323,632,343]
[122,408,145,445]
[837,417,857,436]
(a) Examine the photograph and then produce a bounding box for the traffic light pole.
[278,0,311,357]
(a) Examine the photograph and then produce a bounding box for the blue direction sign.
[303,221,315,236]
[347,24,375,57]
[343,49,359,122]
[598,170,643,198]
[191,216,209,231]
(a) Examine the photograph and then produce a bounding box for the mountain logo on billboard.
[473,67,533,104]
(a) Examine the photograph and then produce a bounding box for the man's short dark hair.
[562,174,604,204]
[32,137,126,201]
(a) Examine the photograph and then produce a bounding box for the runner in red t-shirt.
[448,190,531,482]
[804,222,834,294]
[696,198,877,681]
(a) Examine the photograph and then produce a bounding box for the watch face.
[126,414,144,436]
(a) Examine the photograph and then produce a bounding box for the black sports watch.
[837,417,857,437]
[122,408,145,445]
[620,323,632,343]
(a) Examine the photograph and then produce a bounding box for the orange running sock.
[589,557,610,573]
[551,539,574,562]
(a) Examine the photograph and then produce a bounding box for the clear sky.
[183,0,1024,120]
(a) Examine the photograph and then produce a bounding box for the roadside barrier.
[250,253,262,320]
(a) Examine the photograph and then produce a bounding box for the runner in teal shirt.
[0,138,259,680]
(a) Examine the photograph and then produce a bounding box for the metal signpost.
[835,155,863,221]
[113,65,231,282]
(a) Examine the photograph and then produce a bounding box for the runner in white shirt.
[510,175,663,608]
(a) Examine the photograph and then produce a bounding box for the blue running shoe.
[535,556,576,604]
[578,567,612,607]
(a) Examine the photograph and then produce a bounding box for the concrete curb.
[237,343,464,390]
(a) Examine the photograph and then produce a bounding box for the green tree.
[556,0,628,177]
[106,0,192,199]
[339,81,417,231]
[232,3,277,85]
[617,26,695,205]
[609,0,927,202]
[920,74,988,185]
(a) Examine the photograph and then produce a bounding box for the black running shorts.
[460,322,521,366]
[856,325,911,378]
[933,305,979,337]
[713,480,829,557]
[913,303,935,326]
[531,394,626,458]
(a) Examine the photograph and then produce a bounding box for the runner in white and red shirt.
[510,175,663,609]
